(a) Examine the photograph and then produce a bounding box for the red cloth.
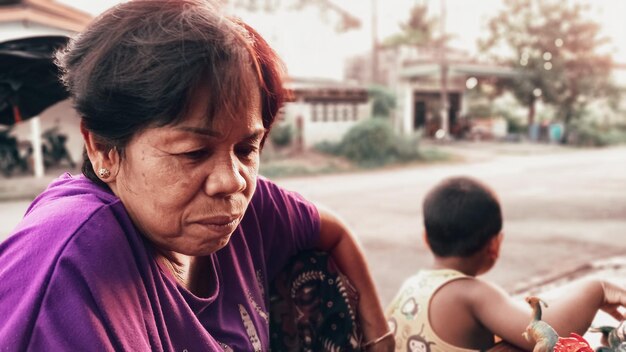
[553,333,593,352]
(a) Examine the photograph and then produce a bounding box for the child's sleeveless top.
[385,269,479,352]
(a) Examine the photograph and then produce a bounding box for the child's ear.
[422,231,431,250]
[487,233,503,260]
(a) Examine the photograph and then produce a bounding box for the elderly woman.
[0,1,393,351]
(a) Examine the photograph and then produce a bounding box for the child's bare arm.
[540,279,625,334]
[466,279,535,350]
[467,278,626,350]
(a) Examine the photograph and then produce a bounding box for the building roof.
[400,62,519,79]
[0,0,92,32]
[285,76,366,91]
[284,77,368,103]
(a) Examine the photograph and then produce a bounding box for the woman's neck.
[160,253,213,297]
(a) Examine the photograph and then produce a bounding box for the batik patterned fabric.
[270,250,363,351]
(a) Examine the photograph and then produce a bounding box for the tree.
[382,2,454,136]
[221,0,360,33]
[480,0,616,128]
[382,4,436,48]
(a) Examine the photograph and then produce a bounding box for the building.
[346,45,518,138]
[1,0,93,171]
[281,77,371,148]
[0,0,91,42]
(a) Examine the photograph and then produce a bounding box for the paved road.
[273,144,626,304]
[2,143,625,305]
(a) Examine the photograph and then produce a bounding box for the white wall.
[10,99,83,163]
[282,100,371,148]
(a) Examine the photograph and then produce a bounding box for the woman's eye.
[181,149,210,160]
[236,145,259,159]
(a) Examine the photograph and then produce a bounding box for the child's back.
[386,176,626,351]
[386,269,494,351]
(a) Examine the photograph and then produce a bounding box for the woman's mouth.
[194,216,241,231]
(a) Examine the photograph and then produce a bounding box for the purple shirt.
[0,174,320,351]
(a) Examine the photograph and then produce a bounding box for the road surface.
[274,144,626,303]
[2,143,625,305]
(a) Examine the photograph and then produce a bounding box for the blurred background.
[0,0,625,338]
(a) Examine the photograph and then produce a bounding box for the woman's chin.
[181,234,233,256]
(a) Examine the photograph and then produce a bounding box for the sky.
[59,0,626,80]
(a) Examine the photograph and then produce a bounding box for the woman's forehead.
[174,86,261,135]
[184,82,261,124]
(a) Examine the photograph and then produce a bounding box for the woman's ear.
[81,120,120,182]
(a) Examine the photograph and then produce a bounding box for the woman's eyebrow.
[175,126,221,137]
[175,126,266,140]
[243,128,267,142]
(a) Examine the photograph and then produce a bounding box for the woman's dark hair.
[55,0,287,185]
[423,176,502,257]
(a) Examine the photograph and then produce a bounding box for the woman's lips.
[194,216,241,231]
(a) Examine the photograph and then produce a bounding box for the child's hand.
[600,281,626,321]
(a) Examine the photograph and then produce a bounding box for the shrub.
[338,119,396,165]
[269,123,293,147]
[566,121,626,147]
[315,119,423,167]
[368,85,396,118]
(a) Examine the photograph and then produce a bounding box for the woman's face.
[111,86,265,256]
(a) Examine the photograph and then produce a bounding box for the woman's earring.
[98,168,111,179]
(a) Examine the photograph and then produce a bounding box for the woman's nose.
[204,156,246,197]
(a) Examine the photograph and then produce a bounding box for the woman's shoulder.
[4,173,132,261]
[252,176,311,210]
[27,173,119,212]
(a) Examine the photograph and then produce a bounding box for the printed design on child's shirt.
[388,317,397,335]
[406,325,436,352]
[401,297,419,320]
[238,304,262,352]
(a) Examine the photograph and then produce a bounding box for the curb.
[511,255,626,297]
[0,175,59,202]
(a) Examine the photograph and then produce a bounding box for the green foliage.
[368,85,396,118]
[382,4,436,48]
[315,119,422,166]
[567,121,626,147]
[497,109,526,134]
[269,124,293,147]
[339,119,395,165]
[226,0,361,33]
[480,0,618,125]
[465,89,494,119]
[314,140,342,155]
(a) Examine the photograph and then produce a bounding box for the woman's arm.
[314,205,394,352]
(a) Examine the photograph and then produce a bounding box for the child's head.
[423,176,502,259]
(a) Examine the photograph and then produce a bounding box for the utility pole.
[438,0,449,137]
[371,0,379,85]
